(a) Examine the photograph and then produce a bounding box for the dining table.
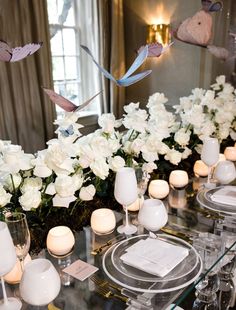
[1,178,236,310]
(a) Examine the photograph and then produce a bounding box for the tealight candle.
[193,160,208,177]
[91,208,116,235]
[224,147,236,161]
[4,254,31,284]
[148,180,169,199]
[46,226,75,257]
[169,170,189,189]
[127,196,144,211]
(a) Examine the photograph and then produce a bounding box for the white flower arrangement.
[0,75,235,215]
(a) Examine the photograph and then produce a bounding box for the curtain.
[0,0,56,153]
[97,0,125,118]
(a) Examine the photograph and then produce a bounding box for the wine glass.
[5,213,30,272]
[114,167,138,235]
[0,221,22,310]
[201,137,219,186]
[19,258,61,306]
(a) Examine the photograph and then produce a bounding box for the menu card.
[210,186,236,206]
[120,238,189,278]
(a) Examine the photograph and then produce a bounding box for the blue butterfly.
[202,0,222,12]
[59,124,74,137]
[81,45,152,87]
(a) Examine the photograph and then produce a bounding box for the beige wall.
[123,0,233,109]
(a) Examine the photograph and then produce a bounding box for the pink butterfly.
[43,88,102,112]
[0,40,42,62]
[138,42,173,58]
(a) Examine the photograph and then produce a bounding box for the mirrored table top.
[1,179,236,310]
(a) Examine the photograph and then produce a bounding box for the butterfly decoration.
[0,40,43,62]
[43,88,102,112]
[174,1,222,47]
[80,45,152,87]
[59,124,74,137]
[174,1,231,60]
[137,42,173,58]
[201,0,222,12]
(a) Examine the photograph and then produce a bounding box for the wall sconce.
[147,24,170,46]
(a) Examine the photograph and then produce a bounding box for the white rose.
[164,149,182,165]
[109,156,125,172]
[45,183,56,195]
[142,162,157,173]
[79,185,96,201]
[130,139,145,154]
[72,173,84,191]
[98,113,121,133]
[0,145,33,174]
[55,175,76,197]
[45,144,75,175]
[4,174,22,192]
[181,147,192,159]
[21,177,42,194]
[19,190,41,211]
[90,136,111,157]
[90,158,109,180]
[174,128,191,146]
[142,151,158,162]
[0,186,12,207]
[52,194,76,208]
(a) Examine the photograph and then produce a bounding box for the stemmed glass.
[0,221,22,310]
[201,137,219,186]
[5,213,30,272]
[114,167,138,235]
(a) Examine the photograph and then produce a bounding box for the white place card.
[63,259,98,281]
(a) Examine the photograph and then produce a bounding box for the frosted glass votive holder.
[169,170,189,189]
[46,226,75,257]
[91,208,116,235]
[148,180,169,199]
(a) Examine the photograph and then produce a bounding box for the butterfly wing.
[43,88,78,112]
[75,90,102,112]
[80,45,117,84]
[119,45,148,81]
[0,40,12,62]
[208,2,222,12]
[207,45,229,60]
[117,70,152,87]
[59,124,74,137]
[10,42,43,62]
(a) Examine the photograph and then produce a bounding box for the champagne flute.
[201,137,219,185]
[114,167,138,235]
[0,221,22,310]
[5,213,30,272]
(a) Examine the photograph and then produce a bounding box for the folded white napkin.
[210,186,236,206]
[120,238,189,278]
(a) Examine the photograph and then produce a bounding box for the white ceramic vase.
[138,198,168,231]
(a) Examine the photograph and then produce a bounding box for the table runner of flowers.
[0,75,235,249]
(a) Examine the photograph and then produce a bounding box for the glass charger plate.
[102,234,203,293]
[204,186,236,209]
[197,189,236,216]
[111,234,199,283]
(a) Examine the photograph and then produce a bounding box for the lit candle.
[127,196,144,211]
[169,170,189,188]
[148,180,169,199]
[46,226,75,256]
[193,160,208,177]
[224,147,236,161]
[4,254,31,284]
[90,208,116,235]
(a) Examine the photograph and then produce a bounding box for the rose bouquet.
[0,75,235,245]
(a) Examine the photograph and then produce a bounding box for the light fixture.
[147,24,170,45]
